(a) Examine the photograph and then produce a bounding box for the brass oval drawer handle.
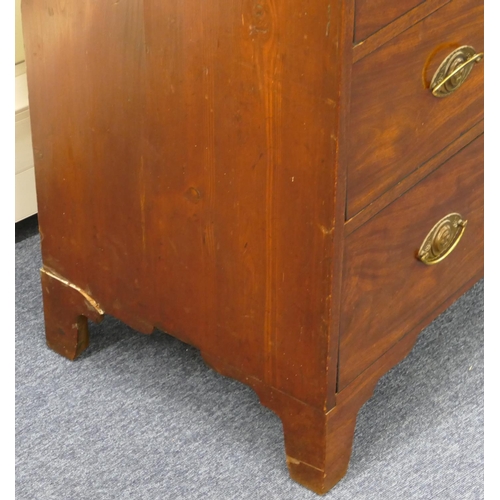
[417,213,468,265]
[430,46,483,98]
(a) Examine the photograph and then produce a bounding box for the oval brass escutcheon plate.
[430,45,483,98]
[417,213,468,265]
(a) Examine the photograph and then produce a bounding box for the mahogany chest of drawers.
[22,0,483,494]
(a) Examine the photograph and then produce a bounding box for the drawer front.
[339,134,483,391]
[354,0,425,42]
[348,0,483,219]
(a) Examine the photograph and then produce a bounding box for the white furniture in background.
[15,62,37,222]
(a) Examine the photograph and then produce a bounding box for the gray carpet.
[16,216,484,500]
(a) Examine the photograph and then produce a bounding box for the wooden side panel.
[22,0,349,408]
[354,0,424,42]
[339,135,484,391]
[348,0,484,219]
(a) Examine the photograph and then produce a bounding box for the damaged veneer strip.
[40,268,104,360]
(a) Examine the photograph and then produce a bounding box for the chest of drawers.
[22,0,483,494]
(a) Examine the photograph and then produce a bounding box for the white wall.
[15,0,25,64]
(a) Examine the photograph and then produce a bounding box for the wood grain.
[206,261,482,494]
[345,120,484,235]
[326,0,356,409]
[22,0,350,409]
[21,0,484,494]
[348,0,484,219]
[203,349,382,495]
[354,0,424,42]
[340,135,484,390]
[353,0,451,63]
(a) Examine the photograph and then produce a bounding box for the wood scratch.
[326,4,331,36]
[41,268,104,315]
[320,224,334,235]
[286,455,324,472]
[139,155,146,253]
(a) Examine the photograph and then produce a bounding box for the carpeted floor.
[15,216,484,500]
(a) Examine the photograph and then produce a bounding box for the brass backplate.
[430,45,483,98]
[417,213,467,265]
